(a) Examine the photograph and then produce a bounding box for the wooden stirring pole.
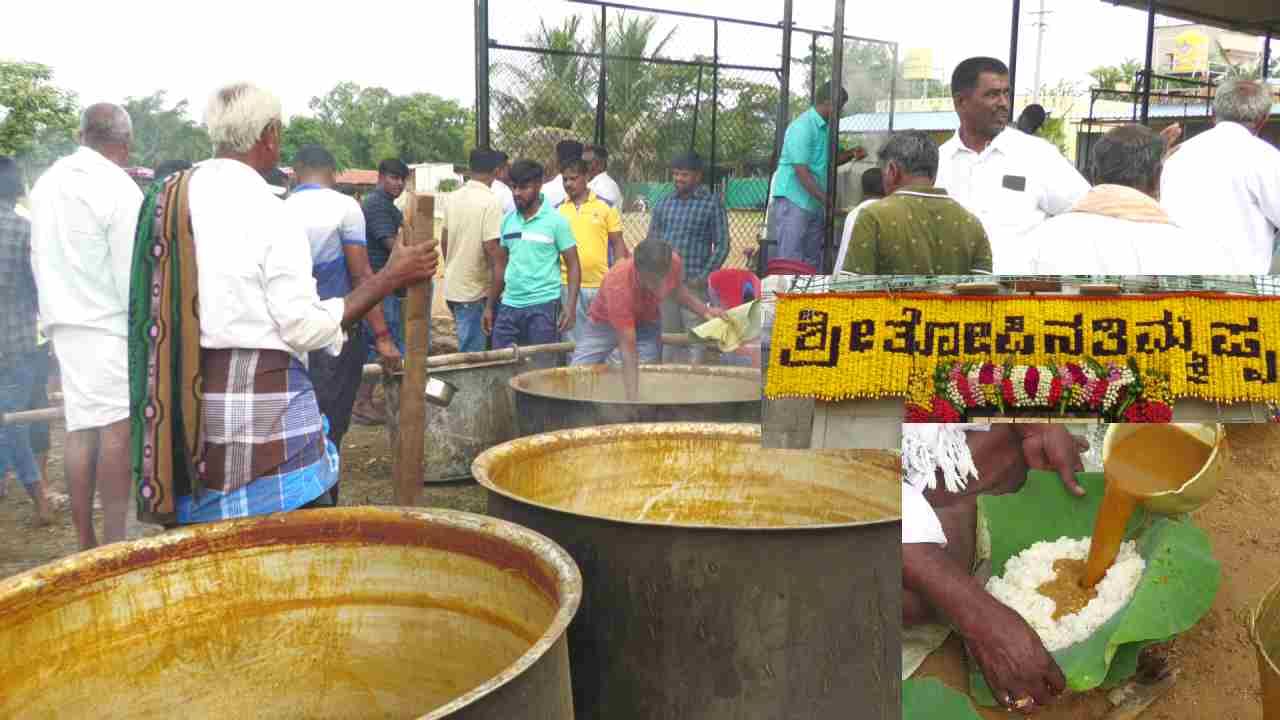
[389,191,435,507]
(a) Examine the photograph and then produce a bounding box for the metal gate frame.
[474,0,893,274]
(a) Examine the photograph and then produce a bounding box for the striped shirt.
[646,185,730,283]
[284,185,367,300]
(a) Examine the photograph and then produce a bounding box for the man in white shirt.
[1021,124,1242,275]
[584,145,625,268]
[1160,78,1280,273]
[541,139,582,209]
[129,82,438,527]
[935,57,1090,273]
[29,103,143,550]
[490,150,517,216]
[833,167,884,274]
[283,144,400,508]
[903,424,1086,714]
[583,144,622,208]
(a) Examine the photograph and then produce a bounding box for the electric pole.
[1030,0,1053,103]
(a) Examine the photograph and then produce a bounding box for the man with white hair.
[1160,78,1280,273]
[29,102,142,549]
[1020,124,1244,274]
[128,82,438,526]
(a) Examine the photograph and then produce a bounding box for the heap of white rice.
[985,537,1145,651]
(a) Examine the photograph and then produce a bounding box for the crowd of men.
[0,81,745,544]
[774,57,1278,277]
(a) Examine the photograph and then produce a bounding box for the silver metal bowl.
[425,376,458,407]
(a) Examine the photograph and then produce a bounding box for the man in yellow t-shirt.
[558,158,628,348]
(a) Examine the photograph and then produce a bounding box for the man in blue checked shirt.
[646,152,729,364]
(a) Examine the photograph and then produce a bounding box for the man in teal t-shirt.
[483,159,581,366]
[768,82,864,270]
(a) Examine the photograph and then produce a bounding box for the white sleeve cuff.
[903,483,947,546]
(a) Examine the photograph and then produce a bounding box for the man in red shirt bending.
[571,238,724,400]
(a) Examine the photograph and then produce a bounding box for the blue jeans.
[0,357,39,490]
[768,196,825,271]
[559,286,599,346]
[448,299,488,353]
[365,295,405,362]
[571,319,661,365]
[492,300,561,350]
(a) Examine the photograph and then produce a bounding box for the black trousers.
[308,327,367,505]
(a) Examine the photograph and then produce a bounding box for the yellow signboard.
[1170,30,1210,74]
[902,48,935,81]
[766,293,1280,409]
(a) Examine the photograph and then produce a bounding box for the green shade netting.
[968,471,1220,706]
[903,677,983,719]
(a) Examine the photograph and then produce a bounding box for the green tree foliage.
[1088,59,1142,90]
[0,61,79,183]
[282,83,471,170]
[281,115,349,168]
[122,91,212,169]
[386,93,471,167]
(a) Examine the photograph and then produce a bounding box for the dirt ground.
[0,422,486,580]
[0,309,472,580]
[913,423,1280,720]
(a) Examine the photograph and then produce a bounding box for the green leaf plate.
[969,471,1220,706]
[903,677,983,720]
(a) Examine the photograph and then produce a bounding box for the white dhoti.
[50,327,130,432]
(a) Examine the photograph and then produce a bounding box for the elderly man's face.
[956,72,1010,140]
[264,122,283,167]
[672,168,700,195]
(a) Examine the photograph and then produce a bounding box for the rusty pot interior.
[474,423,901,529]
[510,365,761,405]
[0,507,580,720]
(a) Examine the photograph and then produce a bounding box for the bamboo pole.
[358,334,703,379]
[391,192,435,507]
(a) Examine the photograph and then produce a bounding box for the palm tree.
[1088,59,1142,91]
[491,16,597,152]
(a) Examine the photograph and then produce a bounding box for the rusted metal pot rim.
[0,506,583,720]
[473,422,901,532]
[508,364,761,406]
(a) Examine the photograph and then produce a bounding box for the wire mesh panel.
[482,1,897,272]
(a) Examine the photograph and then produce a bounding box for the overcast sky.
[4,0,1249,120]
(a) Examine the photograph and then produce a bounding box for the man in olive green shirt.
[843,131,991,275]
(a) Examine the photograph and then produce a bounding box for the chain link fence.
[481,0,898,272]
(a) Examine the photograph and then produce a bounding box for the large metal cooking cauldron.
[0,507,580,719]
[473,423,902,720]
[509,364,761,436]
